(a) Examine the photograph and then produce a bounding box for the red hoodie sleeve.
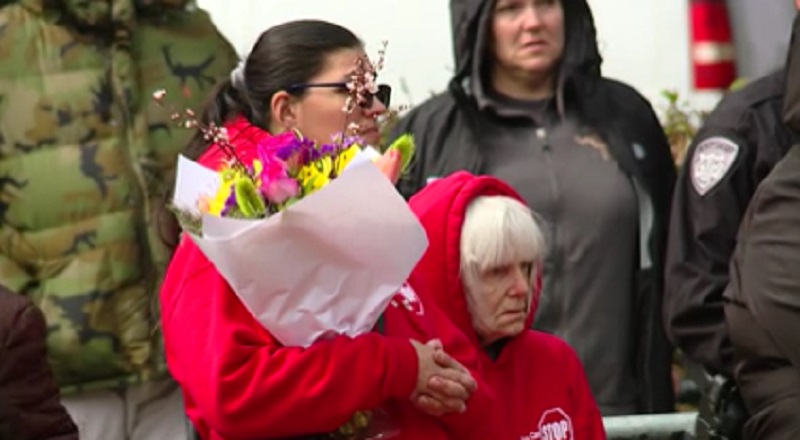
[383,292,497,440]
[160,239,418,440]
[564,345,606,440]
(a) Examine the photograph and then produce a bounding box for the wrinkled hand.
[410,339,477,417]
[374,149,402,184]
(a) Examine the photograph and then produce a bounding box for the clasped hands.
[410,339,477,417]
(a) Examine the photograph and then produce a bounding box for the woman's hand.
[409,339,477,416]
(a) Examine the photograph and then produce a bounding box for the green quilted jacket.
[0,0,237,393]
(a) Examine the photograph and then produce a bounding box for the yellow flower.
[208,163,249,216]
[208,184,232,216]
[333,144,361,176]
[252,159,264,185]
[298,157,332,194]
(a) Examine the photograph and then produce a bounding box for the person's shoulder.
[726,70,785,108]
[591,78,668,148]
[0,289,43,345]
[0,289,33,324]
[591,78,663,131]
[594,77,653,108]
[398,91,458,128]
[703,70,785,127]
[0,287,26,309]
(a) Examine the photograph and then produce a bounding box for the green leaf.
[168,204,202,237]
[234,178,266,218]
[386,133,415,172]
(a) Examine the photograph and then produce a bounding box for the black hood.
[784,12,800,133]
[449,0,603,110]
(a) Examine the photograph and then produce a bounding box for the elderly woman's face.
[465,260,534,346]
[491,0,565,79]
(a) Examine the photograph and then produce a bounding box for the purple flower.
[300,148,322,165]
[330,132,365,148]
[318,143,338,156]
[257,132,307,160]
[221,188,237,216]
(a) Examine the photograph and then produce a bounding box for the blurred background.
[196,0,795,114]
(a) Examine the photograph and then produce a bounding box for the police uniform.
[664,70,798,378]
[720,15,800,437]
[724,144,800,439]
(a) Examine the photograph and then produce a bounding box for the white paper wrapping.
[173,150,428,347]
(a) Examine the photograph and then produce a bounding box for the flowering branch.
[152,89,252,178]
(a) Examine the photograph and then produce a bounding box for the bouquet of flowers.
[172,126,415,233]
[157,43,425,440]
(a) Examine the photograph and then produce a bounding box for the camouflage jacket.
[0,0,237,394]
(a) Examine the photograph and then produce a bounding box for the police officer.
[664,1,800,437]
[724,128,800,440]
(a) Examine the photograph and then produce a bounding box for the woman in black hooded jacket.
[390,0,676,415]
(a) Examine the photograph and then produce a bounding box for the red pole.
[689,0,737,90]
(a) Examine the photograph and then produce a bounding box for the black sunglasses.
[285,82,391,108]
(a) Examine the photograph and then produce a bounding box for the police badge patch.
[690,137,740,196]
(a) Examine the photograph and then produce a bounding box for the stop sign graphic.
[536,408,573,440]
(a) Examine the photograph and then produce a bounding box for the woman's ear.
[269,90,299,131]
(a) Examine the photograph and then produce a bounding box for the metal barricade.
[603,412,698,440]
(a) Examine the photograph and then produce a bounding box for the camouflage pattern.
[0,0,238,393]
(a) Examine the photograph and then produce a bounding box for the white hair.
[460,196,546,287]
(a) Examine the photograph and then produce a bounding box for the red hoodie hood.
[407,172,541,348]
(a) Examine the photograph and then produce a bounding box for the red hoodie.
[159,117,453,439]
[386,172,607,440]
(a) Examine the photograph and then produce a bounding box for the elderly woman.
[386,172,606,439]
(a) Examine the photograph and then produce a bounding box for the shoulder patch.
[690,137,740,196]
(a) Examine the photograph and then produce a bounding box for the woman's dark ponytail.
[182,75,255,160]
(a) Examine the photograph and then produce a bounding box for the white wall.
[196,0,782,117]
[587,0,722,113]
[727,0,794,80]
[196,0,454,107]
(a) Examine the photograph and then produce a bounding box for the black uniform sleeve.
[663,129,754,377]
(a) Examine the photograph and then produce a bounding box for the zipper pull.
[536,128,551,151]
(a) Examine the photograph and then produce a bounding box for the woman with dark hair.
[160,20,488,440]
